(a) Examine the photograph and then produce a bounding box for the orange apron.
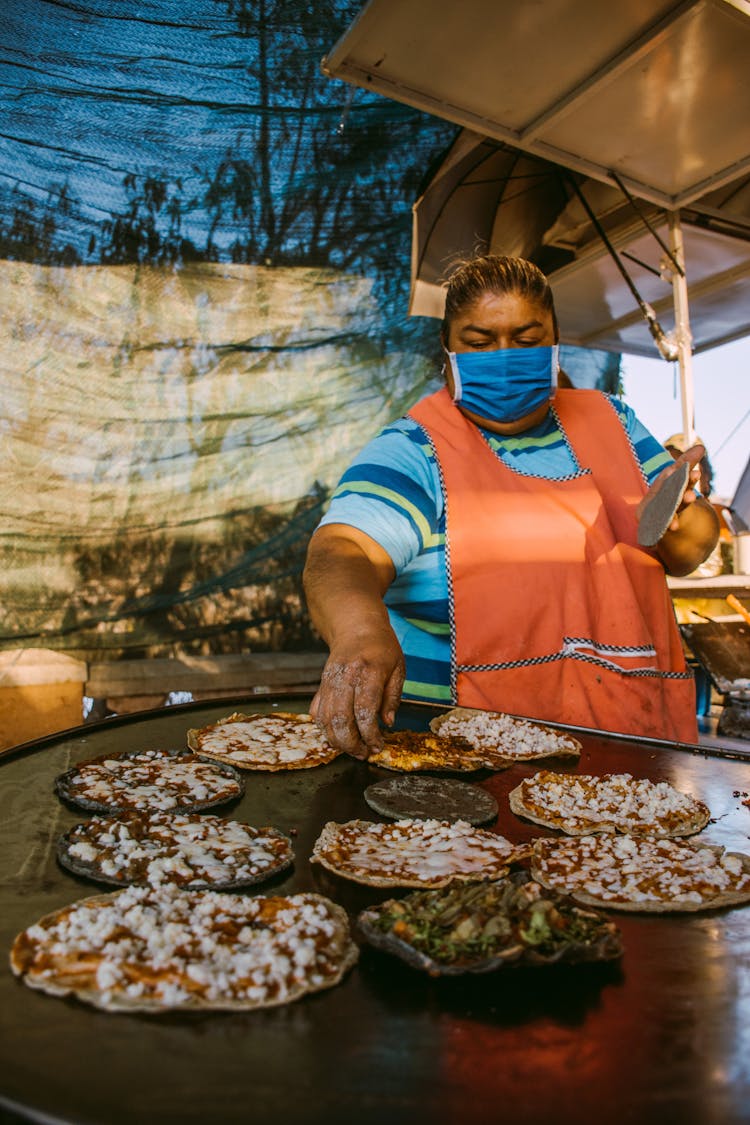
[408,387,697,743]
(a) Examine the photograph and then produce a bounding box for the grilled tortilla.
[55,749,244,814]
[57,811,294,890]
[11,885,357,1012]
[429,707,581,763]
[310,817,529,888]
[530,835,750,912]
[509,770,710,837]
[187,712,341,771]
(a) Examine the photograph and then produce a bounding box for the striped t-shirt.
[318,394,674,704]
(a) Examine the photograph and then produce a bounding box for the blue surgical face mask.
[447,344,559,424]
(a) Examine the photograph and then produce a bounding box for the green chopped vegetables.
[361,874,622,972]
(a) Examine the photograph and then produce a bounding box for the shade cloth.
[0,0,619,659]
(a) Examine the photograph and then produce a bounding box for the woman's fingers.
[311,640,404,758]
[380,660,406,729]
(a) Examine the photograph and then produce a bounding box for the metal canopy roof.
[323,0,750,209]
[549,216,750,356]
[408,129,750,357]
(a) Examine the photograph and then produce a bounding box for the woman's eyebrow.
[458,319,545,337]
[458,324,495,337]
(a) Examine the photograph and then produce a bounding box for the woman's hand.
[303,523,403,759]
[638,444,720,576]
[639,443,704,530]
[309,626,405,759]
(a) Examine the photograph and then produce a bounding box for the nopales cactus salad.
[358,873,623,975]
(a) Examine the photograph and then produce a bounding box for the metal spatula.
[637,461,690,547]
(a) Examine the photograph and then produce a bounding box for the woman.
[303,256,717,755]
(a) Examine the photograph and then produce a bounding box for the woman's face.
[444,289,558,435]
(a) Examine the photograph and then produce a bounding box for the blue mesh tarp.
[0,0,620,658]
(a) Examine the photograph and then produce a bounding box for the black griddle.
[1,695,749,1125]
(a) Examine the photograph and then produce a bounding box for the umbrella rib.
[610,171,683,278]
[417,143,507,274]
[620,250,664,279]
[567,176,677,361]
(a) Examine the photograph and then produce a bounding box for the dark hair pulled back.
[441,255,558,341]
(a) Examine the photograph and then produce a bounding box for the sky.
[620,335,750,503]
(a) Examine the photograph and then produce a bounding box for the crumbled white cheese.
[20,885,352,1008]
[437,710,577,759]
[62,812,292,889]
[519,771,706,834]
[65,750,241,811]
[311,818,520,884]
[195,713,336,768]
[534,835,750,906]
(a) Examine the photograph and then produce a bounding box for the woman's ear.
[443,352,456,397]
[440,318,450,351]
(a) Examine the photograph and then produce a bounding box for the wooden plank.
[0,648,86,687]
[86,652,327,697]
[667,574,750,599]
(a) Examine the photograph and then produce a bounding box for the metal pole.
[667,212,695,446]
[569,176,678,361]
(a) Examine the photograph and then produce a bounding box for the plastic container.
[732,532,750,575]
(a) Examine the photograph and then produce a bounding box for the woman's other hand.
[638,444,720,575]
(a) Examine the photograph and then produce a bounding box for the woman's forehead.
[450,289,553,329]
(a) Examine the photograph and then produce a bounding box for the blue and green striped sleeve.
[608,397,675,485]
[318,419,443,572]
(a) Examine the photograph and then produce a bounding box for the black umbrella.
[409,129,750,441]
